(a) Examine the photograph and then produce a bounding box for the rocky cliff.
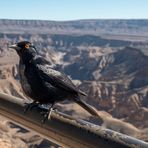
[1,19,148,36]
[0,19,148,145]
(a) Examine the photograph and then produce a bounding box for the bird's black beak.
[9,44,20,51]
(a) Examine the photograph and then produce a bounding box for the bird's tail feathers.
[75,99,100,118]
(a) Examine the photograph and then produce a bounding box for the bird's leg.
[41,103,55,123]
[24,101,39,113]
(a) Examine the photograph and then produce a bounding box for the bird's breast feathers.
[19,63,32,96]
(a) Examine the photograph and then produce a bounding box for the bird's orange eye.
[25,44,30,49]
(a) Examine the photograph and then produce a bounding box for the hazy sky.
[0,0,148,20]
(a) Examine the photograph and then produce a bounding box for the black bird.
[9,41,100,121]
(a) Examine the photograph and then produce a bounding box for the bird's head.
[9,41,37,63]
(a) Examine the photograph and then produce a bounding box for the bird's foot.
[24,102,39,113]
[41,108,56,123]
[41,112,49,123]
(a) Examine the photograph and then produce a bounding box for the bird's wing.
[32,55,56,68]
[35,64,86,96]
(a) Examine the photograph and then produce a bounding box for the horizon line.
[0,18,148,22]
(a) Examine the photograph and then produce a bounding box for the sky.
[0,0,148,20]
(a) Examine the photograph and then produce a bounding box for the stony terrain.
[0,19,148,147]
[1,19,148,36]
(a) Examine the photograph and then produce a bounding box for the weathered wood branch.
[0,92,147,148]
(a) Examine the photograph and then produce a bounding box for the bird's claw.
[41,108,55,123]
[41,113,49,123]
[24,102,39,113]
